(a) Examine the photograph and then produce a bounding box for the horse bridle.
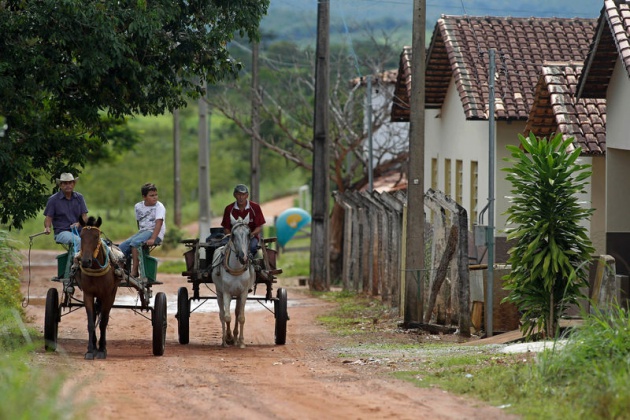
[78,226,111,276]
[223,222,250,276]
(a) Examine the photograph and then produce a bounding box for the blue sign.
[276,208,311,247]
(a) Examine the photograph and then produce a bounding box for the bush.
[502,133,594,339]
[0,230,23,313]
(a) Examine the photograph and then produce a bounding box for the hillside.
[261,0,602,47]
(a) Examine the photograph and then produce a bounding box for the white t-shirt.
[135,201,166,241]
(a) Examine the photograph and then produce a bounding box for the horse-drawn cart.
[43,238,167,357]
[178,227,288,345]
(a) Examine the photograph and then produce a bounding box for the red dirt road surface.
[19,250,517,420]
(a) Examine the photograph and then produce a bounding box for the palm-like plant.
[502,133,595,339]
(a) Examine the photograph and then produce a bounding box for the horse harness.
[78,226,112,277]
[221,222,250,276]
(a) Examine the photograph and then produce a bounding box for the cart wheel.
[44,288,60,352]
[274,288,288,345]
[152,292,167,356]
[177,287,190,345]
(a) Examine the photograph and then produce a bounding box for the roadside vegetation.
[0,230,86,419]
[503,133,595,339]
[318,291,630,419]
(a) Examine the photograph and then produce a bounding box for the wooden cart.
[178,229,288,345]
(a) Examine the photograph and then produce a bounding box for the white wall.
[590,156,606,254]
[424,78,532,238]
[495,122,526,237]
[364,84,409,167]
[605,59,630,232]
[424,78,489,230]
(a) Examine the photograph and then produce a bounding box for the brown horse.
[77,216,121,359]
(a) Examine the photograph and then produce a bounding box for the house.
[576,0,630,278]
[392,15,597,261]
[350,70,410,187]
[524,63,607,254]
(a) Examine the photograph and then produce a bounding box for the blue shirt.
[43,191,88,234]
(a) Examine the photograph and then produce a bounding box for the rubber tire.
[177,287,190,344]
[274,288,288,345]
[152,292,167,356]
[44,288,60,352]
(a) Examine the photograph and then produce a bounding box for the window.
[431,158,438,190]
[470,161,478,228]
[444,159,451,196]
[456,160,463,204]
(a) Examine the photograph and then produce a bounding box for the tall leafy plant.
[502,133,594,339]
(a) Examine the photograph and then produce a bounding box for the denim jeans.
[249,236,259,256]
[119,231,162,258]
[54,231,81,253]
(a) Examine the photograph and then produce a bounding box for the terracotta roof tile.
[577,0,630,98]
[391,46,413,121]
[392,16,597,122]
[350,70,398,87]
[525,63,606,156]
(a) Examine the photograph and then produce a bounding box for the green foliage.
[502,133,595,339]
[0,0,270,229]
[316,291,398,336]
[0,230,23,313]
[0,308,88,419]
[316,290,630,419]
[277,250,310,278]
[161,226,185,251]
[535,305,630,419]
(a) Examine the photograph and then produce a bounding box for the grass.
[315,291,630,419]
[0,229,87,418]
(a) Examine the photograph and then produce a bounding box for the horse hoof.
[85,352,95,360]
[96,351,107,359]
[239,343,246,349]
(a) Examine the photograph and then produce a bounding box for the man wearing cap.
[221,184,266,256]
[43,172,88,249]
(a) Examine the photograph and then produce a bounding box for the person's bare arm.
[44,215,53,234]
[146,219,164,246]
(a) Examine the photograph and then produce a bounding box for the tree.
[502,133,595,339]
[211,33,408,282]
[0,0,269,229]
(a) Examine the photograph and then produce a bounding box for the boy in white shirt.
[119,183,166,277]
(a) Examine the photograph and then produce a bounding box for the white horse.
[211,215,256,348]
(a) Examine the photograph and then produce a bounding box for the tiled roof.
[391,46,412,122]
[577,0,630,98]
[350,70,398,87]
[525,63,606,156]
[392,16,597,122]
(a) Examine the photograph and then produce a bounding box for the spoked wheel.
[274,287,288,345]
[177,287,190,344]
[152,292,167,356]
[44,288,60,352]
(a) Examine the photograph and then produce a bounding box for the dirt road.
[20,251,516,420]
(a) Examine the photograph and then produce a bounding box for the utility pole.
[486,48,496,337]
[198,82,211,239]
[404,0,426,324]
[251,40,261,202]
[310,0,330,291]
[367,77,374,192]
[173,108,182,227]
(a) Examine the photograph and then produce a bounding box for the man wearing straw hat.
[43,172,88,249]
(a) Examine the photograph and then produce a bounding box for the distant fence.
[334,189,475,332]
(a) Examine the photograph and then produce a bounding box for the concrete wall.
[604,59,630,276]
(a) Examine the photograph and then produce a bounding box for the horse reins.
[78,226,111,277]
